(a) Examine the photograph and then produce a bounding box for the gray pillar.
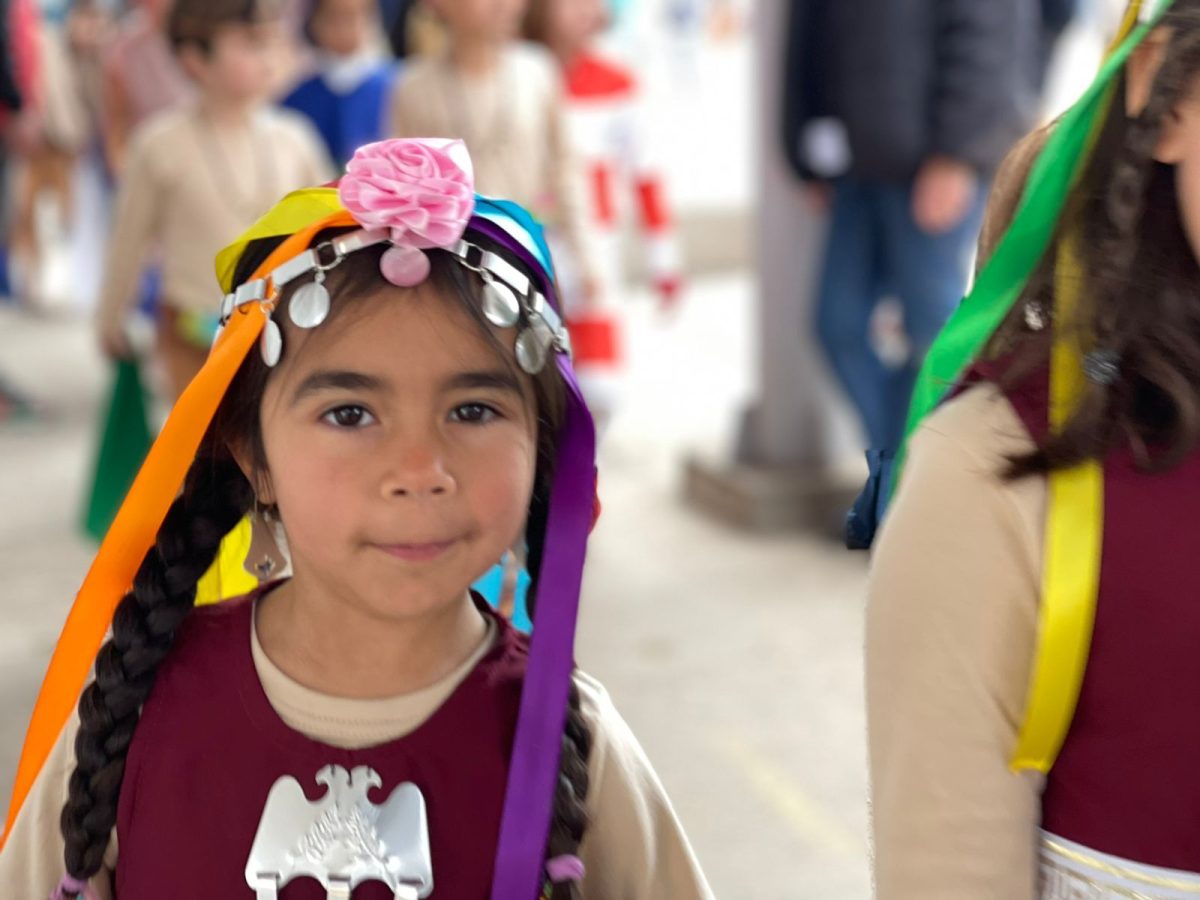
[685,0,857,531]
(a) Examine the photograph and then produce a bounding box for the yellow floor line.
[714,734,866,859]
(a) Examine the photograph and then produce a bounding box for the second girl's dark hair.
[989,2,1200,475]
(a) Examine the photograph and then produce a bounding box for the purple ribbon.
[489,362,596,900]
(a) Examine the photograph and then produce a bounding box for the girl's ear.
[1126,28,1171,118]
[228,441,275,506]
[1125,28,1191,165]
[175,43,209,85]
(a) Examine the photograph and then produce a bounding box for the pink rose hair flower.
[338,139,477,287]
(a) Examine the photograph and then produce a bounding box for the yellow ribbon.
[194,516,257,605]
[1010,234,1104,772]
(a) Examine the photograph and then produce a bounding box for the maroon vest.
[114,592,528,897]
[968,363,1200,870]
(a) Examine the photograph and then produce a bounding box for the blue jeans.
[814,177,988,452]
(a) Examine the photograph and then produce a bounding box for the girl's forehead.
[274,282,521,386]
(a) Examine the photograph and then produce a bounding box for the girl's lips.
[373,540,458,562]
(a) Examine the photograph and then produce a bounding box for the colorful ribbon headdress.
[894,0,1173,772]
[3,138,597,900]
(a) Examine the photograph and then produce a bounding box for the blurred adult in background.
[784,0,1037,541]
[281,0,398,166]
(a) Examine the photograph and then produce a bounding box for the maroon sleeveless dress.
[114,590,529,897]
[965,364,1200,870]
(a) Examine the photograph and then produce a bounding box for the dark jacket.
[783,0,1038,183]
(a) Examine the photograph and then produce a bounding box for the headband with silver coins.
[217,229,572,375]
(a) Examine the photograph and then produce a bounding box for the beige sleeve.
[575,674,714,900]
[866,385,1045,899]
[95,125,163,334]
[0,715,116,899]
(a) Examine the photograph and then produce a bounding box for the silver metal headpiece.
[216,229,571,375]
[245,764,433,900]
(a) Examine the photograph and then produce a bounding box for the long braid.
[524,482,592,900]
[59,455,252,879]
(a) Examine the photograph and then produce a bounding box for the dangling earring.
[245,501,286,581]
[1023,300,1048,332]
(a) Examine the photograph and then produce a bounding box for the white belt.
[1039,831,1200,898]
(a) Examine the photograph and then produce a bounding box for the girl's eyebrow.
[443,370,524,395]
[290,370,389,405]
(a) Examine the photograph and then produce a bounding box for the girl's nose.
[382,440,456,499]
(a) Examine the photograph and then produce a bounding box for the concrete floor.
[0,271,872,897]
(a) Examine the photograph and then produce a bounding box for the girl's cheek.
[1177,154,1200,264]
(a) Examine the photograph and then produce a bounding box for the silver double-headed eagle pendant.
[244,765,434,899]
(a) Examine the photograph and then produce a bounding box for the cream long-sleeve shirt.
[95,103,332,334]
[0,608,713,900]
[389,43,594,284]
[866,382,1048,899]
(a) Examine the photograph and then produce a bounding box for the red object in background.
[565,312,621,365]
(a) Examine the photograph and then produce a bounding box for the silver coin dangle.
[289,276,331,329]
[261,316,283,367]
[515,315,555,374]
[481,277,521,328]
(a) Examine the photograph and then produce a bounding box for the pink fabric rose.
[338,139,477,286]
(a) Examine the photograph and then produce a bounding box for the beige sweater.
[95,103,332,333]
[0,609,713,899]
[867,383,1048,898]
[389,43,592,281]
[866,123,1057,897]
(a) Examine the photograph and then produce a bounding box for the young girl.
[95,0,330,401]
[867,0,1200,895]
[0,138,712,899]
[281,0,399,167]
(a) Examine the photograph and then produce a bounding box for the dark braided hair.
[60,456,254,879]
[59,229,593,890]
[988,1,1200,475]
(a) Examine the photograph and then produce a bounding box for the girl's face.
[183,20,281,102]
[544,0,609,56]
[309,0,375,57]
[1162,81,1200,263]
[254,280,540,623]
[436,0,530,43]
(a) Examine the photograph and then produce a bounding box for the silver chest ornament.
[245,765,433,900]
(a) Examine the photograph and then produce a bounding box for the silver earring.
[245,502,286,580]
[1023,300,1048,332]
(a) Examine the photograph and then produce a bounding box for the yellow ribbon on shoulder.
[1010,233,1104,772]
[1005,0,1155,769]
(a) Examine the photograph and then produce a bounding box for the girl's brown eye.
[451,403,499,424]
[322,405,376,428]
